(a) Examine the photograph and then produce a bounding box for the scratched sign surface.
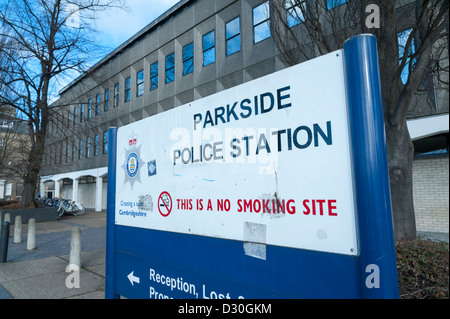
[115,50,357,256]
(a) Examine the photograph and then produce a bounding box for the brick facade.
[413,156,449,233]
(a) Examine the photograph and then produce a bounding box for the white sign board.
[115,50,358,256]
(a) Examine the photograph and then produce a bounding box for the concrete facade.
[42,0,448,237]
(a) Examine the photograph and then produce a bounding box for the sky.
[94,0,180,52]
[0,0,180,100]
[0,0,179,50]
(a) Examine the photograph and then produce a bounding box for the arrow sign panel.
[127,271,140,286]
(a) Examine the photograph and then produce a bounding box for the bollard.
[69,227,81,271]
[13,215,22,244]
[0,221,10,263]
[27,218,36,250]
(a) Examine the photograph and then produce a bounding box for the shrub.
[396,238,449,299]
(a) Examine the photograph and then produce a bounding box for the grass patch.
[396,238,449,299]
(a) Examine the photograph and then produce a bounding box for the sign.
[158,191,172,217]
[106,35,399,299]
[115,50,357,256]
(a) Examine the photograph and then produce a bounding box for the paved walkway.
[0,210,106,299]
[1,209,447,300]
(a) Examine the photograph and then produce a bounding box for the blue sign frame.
[105,35,398,299]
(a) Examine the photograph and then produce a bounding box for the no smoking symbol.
[158,192,172,217]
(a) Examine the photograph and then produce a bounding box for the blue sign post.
[105,126,119,299]
[105,34,398,299]
[344,34,399,298]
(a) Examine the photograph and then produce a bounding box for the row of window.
[138,0,347,90]
[44,132,108,166]
[63,0,284,127]
[62,1,348,129]
[66,81,117,128]
[148,1,276,91]
[155,13,241,89]
[72,95,103,124]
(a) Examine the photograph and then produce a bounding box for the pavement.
[0,210,107,299]
[1,209,447,300]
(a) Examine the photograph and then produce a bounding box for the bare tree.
[0,0,124,207]
[271,0,449,240]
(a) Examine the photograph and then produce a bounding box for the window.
[79,139,83,159]
[398,29,416,85]
[104,89,109,112]
[226,17,241,56]
[326,0,347,10]
[286,0,306,27]
[183,43,194,75]
[166,53,175,84]
[94,134,99,156]
[114,83,119,107]
[0,139,3,149]
[96,94,100,115]
[125,77,131,102]
[86,137,91,158]
[5,183,12,197]
[103,131,108,154]
[65,143,69,163]
[150,62,158,90]
[80,103,84,122]
[73,107,77,125]
[72,142,75,161]
[253,2,271,43]
[137,70,144,96]
[88,99,92,119]
[203,30,215,66]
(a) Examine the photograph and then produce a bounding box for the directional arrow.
[127,271,140,286]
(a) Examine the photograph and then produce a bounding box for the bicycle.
[57,199,85,217]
